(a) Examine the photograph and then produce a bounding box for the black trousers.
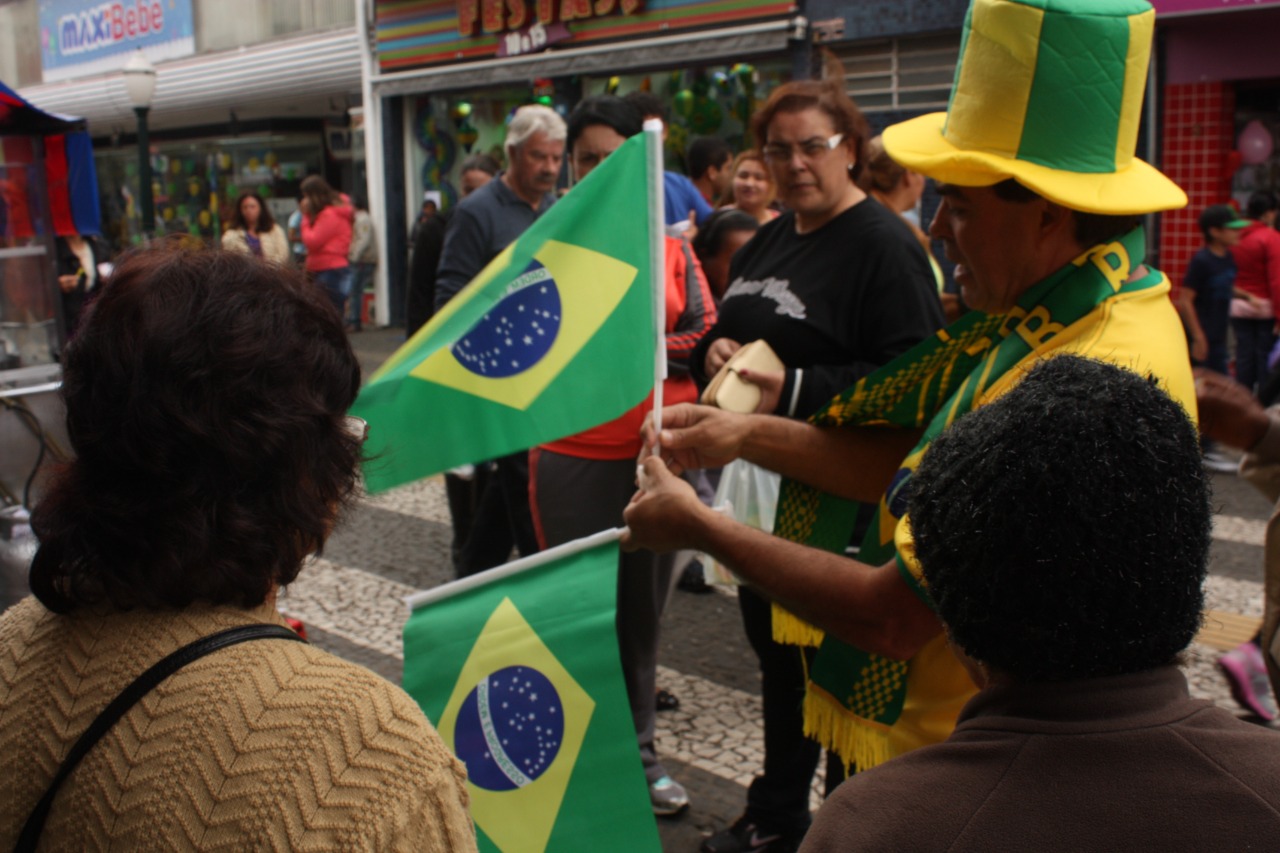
[451,451,539,578]
[740,586,846,834]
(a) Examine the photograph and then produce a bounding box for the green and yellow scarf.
[769,227,1167,769]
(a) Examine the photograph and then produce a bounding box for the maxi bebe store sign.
[376,0,794,72]
[38,0,195,83]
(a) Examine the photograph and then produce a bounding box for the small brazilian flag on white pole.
[403,529,661,852]
[352,128,661,493]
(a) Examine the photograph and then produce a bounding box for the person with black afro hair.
[911,354,1210,682]
[800,355,1280,852]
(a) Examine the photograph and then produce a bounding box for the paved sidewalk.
[305,326,1275,852]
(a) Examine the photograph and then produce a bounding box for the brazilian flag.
[403,530,660,852]
[352,131,658,493]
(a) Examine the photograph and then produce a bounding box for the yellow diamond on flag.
[410,239,638,411]
[438,597,596,852]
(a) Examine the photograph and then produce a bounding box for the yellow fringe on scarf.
[803,683,893,772]
[770,601,824,647]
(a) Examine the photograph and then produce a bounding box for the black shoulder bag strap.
[14,623,306,853]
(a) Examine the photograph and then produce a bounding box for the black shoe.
[701,816,804,853]
[678,561,712,593]
[656,687,680,712]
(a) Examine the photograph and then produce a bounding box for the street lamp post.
[122,50,157,240]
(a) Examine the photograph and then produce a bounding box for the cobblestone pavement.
[287,327,1278,852]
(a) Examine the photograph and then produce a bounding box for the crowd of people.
[217,175,377,335]
[7,0,1280,849]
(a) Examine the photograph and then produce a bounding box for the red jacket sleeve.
[301,204,353,253]
[664,235,717,376]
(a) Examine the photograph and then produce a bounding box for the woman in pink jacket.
[299,175,354,319]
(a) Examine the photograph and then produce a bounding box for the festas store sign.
[456,0,644,35]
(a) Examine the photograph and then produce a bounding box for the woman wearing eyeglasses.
[690,70,944,853]
[0,248,476,851]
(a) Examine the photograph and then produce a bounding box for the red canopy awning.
[0,81,101,237]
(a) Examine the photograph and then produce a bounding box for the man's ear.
[1038,199,1073,242]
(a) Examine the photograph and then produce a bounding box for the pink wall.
[1164,8,1280,85]
[1154,0,1280,14]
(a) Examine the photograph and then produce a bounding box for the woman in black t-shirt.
[692,76,943,853]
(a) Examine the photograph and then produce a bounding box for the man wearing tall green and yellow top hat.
[624,0,1195,823]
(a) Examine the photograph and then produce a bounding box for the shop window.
[94,133,323,250]
[836,34,959,114]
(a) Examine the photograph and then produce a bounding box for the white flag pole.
[643,119,666,452]
[404,527,626,612]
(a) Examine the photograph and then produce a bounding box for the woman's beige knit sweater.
[0,597,477,852]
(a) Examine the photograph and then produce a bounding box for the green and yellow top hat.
[883,0,1186,214]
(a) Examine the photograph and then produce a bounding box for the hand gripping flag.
[403,530,660,853]
[352,131,660,492]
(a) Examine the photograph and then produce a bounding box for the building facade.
[12,0,1258,327]
[1153,0,1280,291]
[9,0,365,262]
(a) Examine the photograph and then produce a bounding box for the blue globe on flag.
[454,665,566,791]
[452,260,562,378]
[885,467,914,519]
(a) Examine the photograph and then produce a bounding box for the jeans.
[312,266,351,319]
[349,262,375,330]
[1194,338,1230,378]
[1232,317,1276,394]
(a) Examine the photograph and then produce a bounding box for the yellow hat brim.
[883,113,1187,215]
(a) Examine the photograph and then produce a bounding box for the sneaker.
[678,560,713,593]
[649,775,689,816]
[1202,450,1238,474]
[1218,641,1279,721]
[701,815,804,853]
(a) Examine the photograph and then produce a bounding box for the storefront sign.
[38,0,195,83]
[376,0,794,73]
[458,0,643,35]
[495,21,572,57]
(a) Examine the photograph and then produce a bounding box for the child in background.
[1178,204,1252,473]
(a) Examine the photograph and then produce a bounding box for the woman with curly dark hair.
[0,248,476,851]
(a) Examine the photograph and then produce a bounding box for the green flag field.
[352,132,658,492]
[403,530,660,853]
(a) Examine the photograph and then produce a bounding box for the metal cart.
[1,81,101,607]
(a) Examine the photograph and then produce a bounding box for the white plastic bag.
[701,458,780,586]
